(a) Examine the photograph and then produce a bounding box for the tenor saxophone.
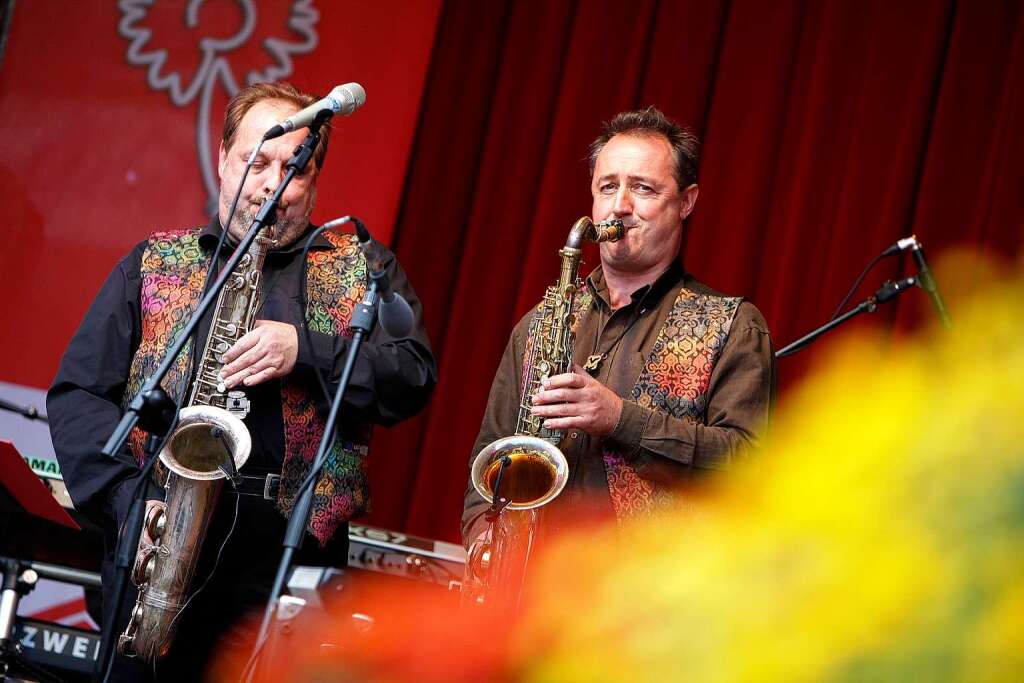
[463,216,626,610]
[117,227,278,662]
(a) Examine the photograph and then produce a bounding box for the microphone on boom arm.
[320,216,415,338]
[881,235,951,328]
[263,82,366,140]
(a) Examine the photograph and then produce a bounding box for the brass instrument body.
[464,217,625,609]
[118,231,276,661]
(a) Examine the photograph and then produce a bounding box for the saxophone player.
[47,81,436,680]
[463,107,774,549]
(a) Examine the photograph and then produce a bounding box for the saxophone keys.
[117,633,135,657]
[145,504,166,541]
[117,603,144,655]
[131,547,157,585]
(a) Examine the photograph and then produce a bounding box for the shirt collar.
[198,217,335,255]
[586,260,687,311]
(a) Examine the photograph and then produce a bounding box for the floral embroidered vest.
[121,227,369,544]
[522,283,741,522]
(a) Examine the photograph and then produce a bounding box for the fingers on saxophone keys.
[243,365,277,387]
[530,401,575,418]
[219,368,246,390]
[227,330,260,358]
[224,363,276,390]
[220,359,240,379]
[532,387,572,405]
[541,417,577,430]
[541,372,583,390]
[221,346,263,379]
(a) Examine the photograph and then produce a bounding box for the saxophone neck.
[564,216,627,250]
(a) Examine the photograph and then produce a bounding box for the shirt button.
[570,431,579,439]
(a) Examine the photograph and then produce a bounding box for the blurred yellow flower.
[517,264,1024,682]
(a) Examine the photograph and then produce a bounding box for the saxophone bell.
[471,435,568,510]
[159,406,251,480]
[463,437,566,610]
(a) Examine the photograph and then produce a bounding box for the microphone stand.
[94,113,329,682]
[0,397,48,423]
[776,277,918,358]
[245,268,386,682]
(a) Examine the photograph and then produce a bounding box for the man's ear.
[217,143,227,181]
[680,184,699,221]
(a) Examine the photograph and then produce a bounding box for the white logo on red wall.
[118,0,320,211]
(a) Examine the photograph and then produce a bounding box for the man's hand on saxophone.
[219,320,299,389]
[530,364,623,437]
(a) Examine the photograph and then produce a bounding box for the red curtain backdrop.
[367,0,1024,542]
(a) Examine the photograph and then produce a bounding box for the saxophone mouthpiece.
[595,219,628,242]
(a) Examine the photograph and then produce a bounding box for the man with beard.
[48,82,436,679]
[463,107,774,556]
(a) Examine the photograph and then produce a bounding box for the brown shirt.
[461,262,775,543]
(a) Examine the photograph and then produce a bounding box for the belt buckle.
[263,473,281,501]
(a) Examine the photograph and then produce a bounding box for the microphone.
[356,223,415,338]
[322,216,415,337]
[906,237,952,328]
[879,235,951,327]
[263,83,366,140]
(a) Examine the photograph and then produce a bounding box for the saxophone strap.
[581,300,648,375]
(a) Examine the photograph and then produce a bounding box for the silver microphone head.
[330,82,366,116]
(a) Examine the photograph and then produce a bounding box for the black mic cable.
[831,235,932,321]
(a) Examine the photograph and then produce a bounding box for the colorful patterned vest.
[121,227,370,544]
[522,282,741,522]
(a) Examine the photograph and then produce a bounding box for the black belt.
[231,473,281,501]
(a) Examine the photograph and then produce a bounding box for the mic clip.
[212,426,244,489]
[873,276,918,305]
[881,235,919,257]
[369,266,391,297]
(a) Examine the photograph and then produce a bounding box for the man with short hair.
[463,106,774,546]
[48,81,436,679]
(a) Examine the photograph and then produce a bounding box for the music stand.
[0,440,80,682]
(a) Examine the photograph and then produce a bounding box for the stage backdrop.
[2,1,1022,545]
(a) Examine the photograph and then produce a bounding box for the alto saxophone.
[463,216,626,609]
[118,227,278,661]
